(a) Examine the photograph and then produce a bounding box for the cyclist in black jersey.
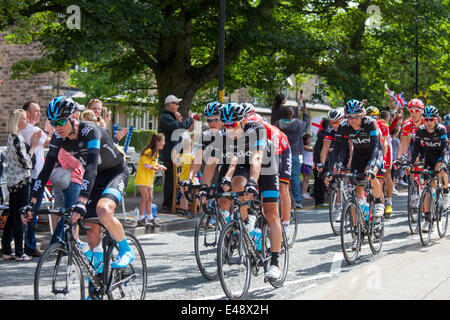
[330,99,385,221]
[409,105,449,210]
[22,96,134,269]
[201,103,282,281]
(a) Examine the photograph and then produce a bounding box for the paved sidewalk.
[296,235,450,300]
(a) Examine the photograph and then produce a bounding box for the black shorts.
[217,164,279,203]
[351,149,384,176]
[424,153,446,169]
[278,147,292,185]
[85,162,129,219]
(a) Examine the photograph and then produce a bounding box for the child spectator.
[176,137,195,218]
[301,133,314,200]
[81,110,96,122]
[135,133,167,227]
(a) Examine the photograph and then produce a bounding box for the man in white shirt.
[20,101,54,257]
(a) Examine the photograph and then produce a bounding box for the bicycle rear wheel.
[368,201,384,255]
[418,188,433,246]
[279,191,298,248]
[262,223,289,288]
[217,222,251,300]
[329,188,341,236]
[194,212,222,280]
[34,242,85,300]
[104,232,147,300]
[340,198,360,265]
[436,190,448,238]
[407,181,420,234]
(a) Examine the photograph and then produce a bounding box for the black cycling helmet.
[47,96,78,123]
[204,101,222,117]
[344,99,364,114]
[220,103,246,123]
[327,108,345,121]
[423,105,439,118]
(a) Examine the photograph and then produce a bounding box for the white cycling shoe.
[265,265,282,281]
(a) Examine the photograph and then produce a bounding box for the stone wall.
[0,34,58,145]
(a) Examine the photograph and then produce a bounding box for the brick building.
[0,34,60,145]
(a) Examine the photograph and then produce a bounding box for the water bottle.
[221,210,230,223]
[431,187,437,200]
[245,214,257,234]
[152,204,158,219]
[128,207,139,221]
[77,240,92,262]
[358,199,369,221]
[252,227,262,251]
[92,244,104,274]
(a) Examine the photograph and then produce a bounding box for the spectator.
[274,105,310,208]
[101,107,112,130]
[87,99,128,141]
[270,93,286,125]
[301,133,314,200]
[135,133,167,227]
[21,100,52,258]
[81,109,96,121]
[50,148,84,244]
[312,119,330,208]
[391,126,401,195]
[176,137,195,218]
[2,109,39,261]
[158,95,194,212]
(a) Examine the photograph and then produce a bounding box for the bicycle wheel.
[217,222,251,300]
[280,191,298,248]
[418,188,433,246]
[194,212,222,280]
[340,198,360,265]
[329,188,341,236]
[368,200,384,255]
[34,242,85,300]
[104,232,147,300]
[407,181,420,234]
[436,190,448,238]
[262,223,289,288]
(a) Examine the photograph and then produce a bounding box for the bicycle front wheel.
[329,188,341,236]
[217,222,251,300]
[34,242,85,300]
[262,223,289,288]
[340,198,360,265]
[407,181,420,234]
[280,191,298,248]
[104,232,147,300]
[436,190,448,238]
[368,201,384,255]
[194,212,222,280]
[418,188,433,246]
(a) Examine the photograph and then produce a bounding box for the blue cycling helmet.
[204,101,222,117]
[443,114,450,123]
[47,96,78,123]
[344,99,364,114]
[423,105,439,118]
[220,103,246,123]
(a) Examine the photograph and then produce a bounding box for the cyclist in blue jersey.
[22,96,134,269]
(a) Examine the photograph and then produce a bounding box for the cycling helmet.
[444,114,450,123]
[220,103,246,123]
[47,96,78,123]
[407,98,424,110]
[204,101,222,117]
[366,106,380,117]
[423,105,439,118]
[327,108,345,121]
[242,103,255,116]
[344,99,364,114]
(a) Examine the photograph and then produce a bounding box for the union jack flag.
[393,92,407,108]
[385,83,394,97]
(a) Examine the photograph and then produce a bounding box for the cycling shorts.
[424,152,447,170]
[351,149,384,176]
[279,147,292,185]
[85,162,129,219]
[217,164,279,203]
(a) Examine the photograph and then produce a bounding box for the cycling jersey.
[246,112,290,155]
[323,125,350,169]
[401,117,424,140]
[410,123,448,167]
[331,117,383,171]
[32,121,126,202]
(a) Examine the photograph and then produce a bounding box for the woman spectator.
[2,109,39,261]
[270,93,286,125]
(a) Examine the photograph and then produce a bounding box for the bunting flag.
[393,92,408,108]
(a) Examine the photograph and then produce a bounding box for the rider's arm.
[320,140,331,166]
[438,126,448,162]
[249,150,263,183]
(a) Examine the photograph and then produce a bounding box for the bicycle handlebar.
[35,208,91,233]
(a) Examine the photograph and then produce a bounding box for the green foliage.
[120,129,156,154]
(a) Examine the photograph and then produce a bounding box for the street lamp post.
[218,0,225,103]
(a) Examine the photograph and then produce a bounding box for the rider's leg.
[279,182,291,227]
[231,175,248,220]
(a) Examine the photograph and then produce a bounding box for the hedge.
[120,129,156,154]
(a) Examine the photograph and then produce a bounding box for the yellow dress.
[178,153,195,182]
[135,149,158,187]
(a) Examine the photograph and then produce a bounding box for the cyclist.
[366,106,394,218]
[408,106,449,215]
[243,103,293,238]
[396,98,425,162]
[22,96,134,269]
[330,99,385,227]
[200,103,283,281]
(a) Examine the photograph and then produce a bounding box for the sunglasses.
[224,122,241,129]
[424,118,436,122]
[409,109,421,113]
[50,119,68,127]
[206,118,220,123]
[346,114,362,120]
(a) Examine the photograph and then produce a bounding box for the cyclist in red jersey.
[397,99,425,162]
[244,104,293,235]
